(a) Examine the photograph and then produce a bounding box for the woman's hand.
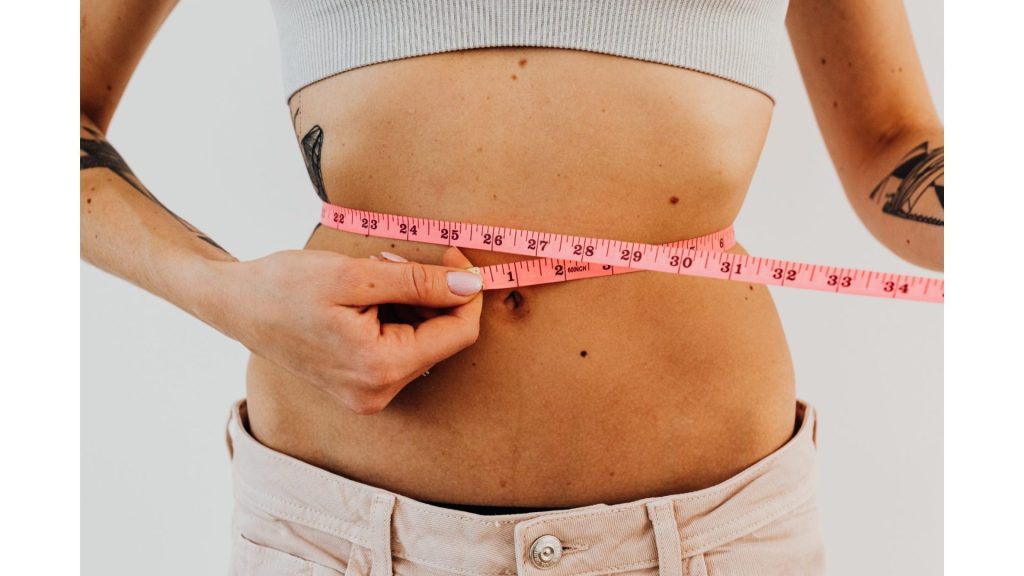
[216,247,484,414]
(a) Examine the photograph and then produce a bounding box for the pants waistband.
[227,399,818,576]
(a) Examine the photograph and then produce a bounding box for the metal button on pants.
[529,535,563,568]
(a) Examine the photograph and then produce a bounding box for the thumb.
[407,247,480,319]
[341,252,484,307]
[441,246,475,269]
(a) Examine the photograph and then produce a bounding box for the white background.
[80,1,943,574]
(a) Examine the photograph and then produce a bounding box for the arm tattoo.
[80,126,228,252]
[300,125,329,203]
[869,141,944,226]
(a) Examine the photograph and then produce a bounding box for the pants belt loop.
[369,493,397,576]
[646,499,684,576]
[225,404,237,460]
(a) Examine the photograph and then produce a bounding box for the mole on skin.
[669,196,679,205]
[580,350,588,358]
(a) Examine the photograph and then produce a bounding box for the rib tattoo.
[869,141,944,226]
[80,126,228,252]
[300,125,329,203]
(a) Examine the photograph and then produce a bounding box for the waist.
[248,219,796,503]
[258,54,791,499]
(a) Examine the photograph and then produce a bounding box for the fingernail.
[368,255,381,260]
[447,271,483,296]
[380,251,408,263]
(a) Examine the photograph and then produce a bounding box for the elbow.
[80,83,116,134]
[849,123,944,273]
[868,217,944,273]
[80,104,109,135]
[896,239,943,273]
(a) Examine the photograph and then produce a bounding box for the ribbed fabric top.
[269,0,790,101]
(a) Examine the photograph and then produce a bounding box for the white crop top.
[268,0,790,100]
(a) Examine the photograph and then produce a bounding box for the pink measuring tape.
[321,202,944,303]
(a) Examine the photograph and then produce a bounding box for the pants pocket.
[232,533,346,576]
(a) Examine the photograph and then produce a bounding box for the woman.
[81,0,943,573]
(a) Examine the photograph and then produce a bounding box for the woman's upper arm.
[785,0,941,173]
[80,0,178,131]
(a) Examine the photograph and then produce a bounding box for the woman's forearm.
[80,113,240,336]
[842,123,944,271]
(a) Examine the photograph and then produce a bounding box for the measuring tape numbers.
[320,202,943,304]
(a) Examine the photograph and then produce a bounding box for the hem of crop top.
[268,0,789,102]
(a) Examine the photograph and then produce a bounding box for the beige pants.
[227,399,824,576]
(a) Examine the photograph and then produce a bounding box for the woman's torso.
[246,47,796,507]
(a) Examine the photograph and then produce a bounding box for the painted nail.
[447,271,483,296]
[380,251,408,263]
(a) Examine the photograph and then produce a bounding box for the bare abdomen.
[246,48,796,506]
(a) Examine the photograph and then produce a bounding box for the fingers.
[331,248,484,413]
[377,287,483,380]
[375,247,484,377]
[441,245,473,269]
[410,247,475,320]
[340,251,483,307]
[366,254,421,324]
[377,252,441,321]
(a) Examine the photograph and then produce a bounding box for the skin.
[81,0,942,507]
